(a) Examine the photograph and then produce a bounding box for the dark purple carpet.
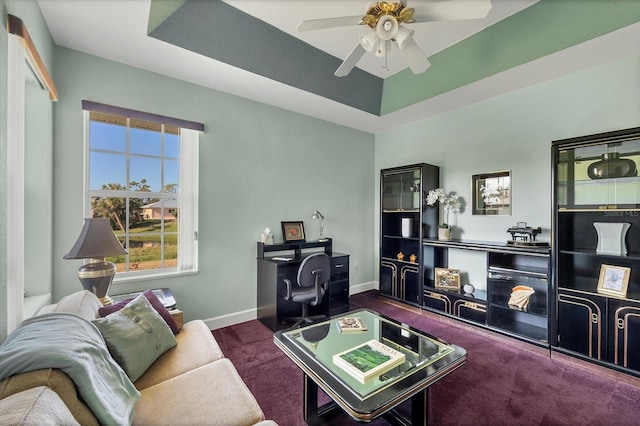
[212,291,640,425]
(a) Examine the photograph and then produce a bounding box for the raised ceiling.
[38,0,640,133]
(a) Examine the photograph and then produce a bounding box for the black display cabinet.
[379,163,439,307]
[422,239,549,346]
[552,127,640,376]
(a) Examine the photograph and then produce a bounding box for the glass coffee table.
[273,309,467,425]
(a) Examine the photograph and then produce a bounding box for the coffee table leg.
[303,374,320,426]
[411,388,429,426]
[303,374,343,425]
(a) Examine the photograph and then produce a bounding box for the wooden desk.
[257,239,349,331]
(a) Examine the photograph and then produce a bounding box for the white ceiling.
[37,0,640,134]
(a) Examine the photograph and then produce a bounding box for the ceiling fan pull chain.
[383,40,390,72]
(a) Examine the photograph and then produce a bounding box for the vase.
[588,152,637,179]
[401,218,412,238]
[438,227,451,241]
[593,222,630,255]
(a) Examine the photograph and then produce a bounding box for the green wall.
[52,47,376,323]
[375,54,640,288]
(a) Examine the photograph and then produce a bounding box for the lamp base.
[98,295,114,306]
[78,259,116,306]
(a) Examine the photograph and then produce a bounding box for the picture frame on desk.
[282,221,305,242]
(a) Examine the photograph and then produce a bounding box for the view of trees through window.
[87,111,180,273]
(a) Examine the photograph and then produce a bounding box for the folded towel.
[508,286,535,310]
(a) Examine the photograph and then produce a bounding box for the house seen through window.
[83,101,202,278]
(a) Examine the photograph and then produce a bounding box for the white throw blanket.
[0,312,140,425]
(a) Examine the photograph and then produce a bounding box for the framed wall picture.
[434,268,461,291]
[597,264,631,298]
[281,221,306,242]
[472,170,511,216]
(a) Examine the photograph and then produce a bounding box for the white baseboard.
[204,281,379,330]
[205,307,257,331]
[350,280,378,295]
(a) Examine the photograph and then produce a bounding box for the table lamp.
[311,209,328,242]
[64,218,127,305]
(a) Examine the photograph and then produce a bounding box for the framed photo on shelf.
[434,268,461,291]
[597,264,631,298]
[281,221,305,242]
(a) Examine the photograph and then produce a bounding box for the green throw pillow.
[93,293,177,382]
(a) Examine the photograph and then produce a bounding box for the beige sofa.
[0,291,276,426]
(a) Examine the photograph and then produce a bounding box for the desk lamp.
[64,218,128,305]
[312,210,328,242]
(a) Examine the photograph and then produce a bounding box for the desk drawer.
[332,256,349,275]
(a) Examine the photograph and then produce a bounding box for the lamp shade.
[64,218,127,259]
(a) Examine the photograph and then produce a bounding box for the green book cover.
[332,339,406,383]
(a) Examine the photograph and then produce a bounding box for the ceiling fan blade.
[297,15,363,32]
[412,0,492,22]
[334,43,367,77]
[400,37,431,75]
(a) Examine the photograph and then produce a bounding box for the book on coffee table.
[335,316,368,333]
[333,339,406,383]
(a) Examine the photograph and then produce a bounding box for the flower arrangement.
[425,188,461,229]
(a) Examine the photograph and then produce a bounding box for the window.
[82,101,202,280]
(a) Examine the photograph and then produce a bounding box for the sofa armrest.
[0,369,98,426]
[36,290,102,321]
[0,386,80,425]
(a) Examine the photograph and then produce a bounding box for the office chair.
[280,253,331,326]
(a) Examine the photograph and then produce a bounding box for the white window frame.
[82,102,201,285]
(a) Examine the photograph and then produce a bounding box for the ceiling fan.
[297,1,492,77]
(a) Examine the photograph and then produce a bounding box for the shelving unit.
[423,239,550,346]
[379,163,439,307]
[552,127,640,376]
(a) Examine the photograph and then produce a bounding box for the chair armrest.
[280,279,293,300]
[309,281,325,306]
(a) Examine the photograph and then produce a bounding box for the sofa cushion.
[134,320,224,390]
[0,369,97,425]
[99,289,180,335]
[92,294,177,382]
[0,386,80,426]
[134,359,265,426]
[36,290,101,321]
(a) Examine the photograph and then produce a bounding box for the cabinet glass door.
[382,169,421,211]
[558,138,640,209]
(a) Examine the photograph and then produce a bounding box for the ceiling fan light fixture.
[394,26,414,49]
[376,15,398,40]
[359,31,379,52]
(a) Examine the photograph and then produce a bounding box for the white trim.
[349,281,378,295]
[205,308,257,331]
[6,34,26,333]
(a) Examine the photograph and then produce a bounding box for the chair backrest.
[297,253,331,289]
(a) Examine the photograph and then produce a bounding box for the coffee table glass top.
[275,309,466,400]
